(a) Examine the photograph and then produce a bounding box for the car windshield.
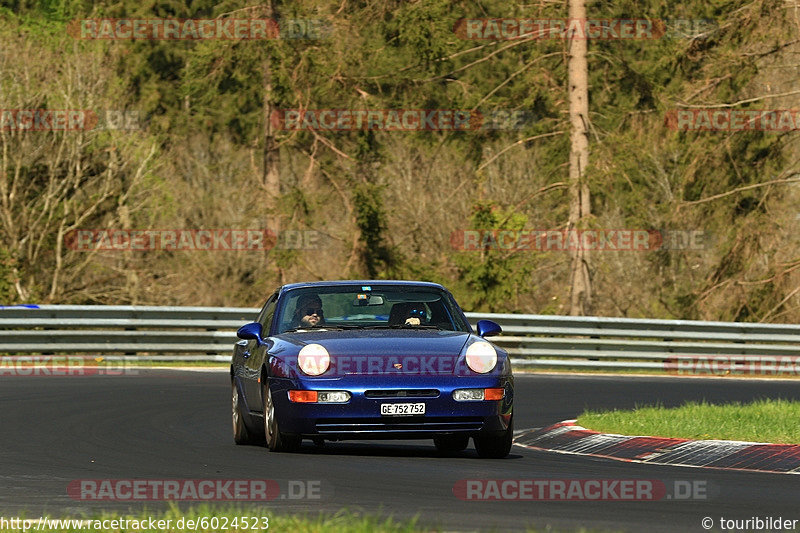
[275,284,471,334]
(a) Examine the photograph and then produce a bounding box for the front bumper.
[269,374,514,439]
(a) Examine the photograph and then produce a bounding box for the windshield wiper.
[363,324,444,330]
[282,325,342,333]
[282,324,364,333]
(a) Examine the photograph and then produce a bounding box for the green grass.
[577,398,800,444]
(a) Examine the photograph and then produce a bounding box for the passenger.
[404,306,426,326]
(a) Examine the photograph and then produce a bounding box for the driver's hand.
[404,317,421,326]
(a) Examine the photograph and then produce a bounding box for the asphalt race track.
[2,371,799,532]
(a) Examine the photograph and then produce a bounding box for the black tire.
[433,434,469,454]
[262,381,301,452]
[232,381,256,445]
[474,416,513,459]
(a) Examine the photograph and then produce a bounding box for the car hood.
[271,329,474,376]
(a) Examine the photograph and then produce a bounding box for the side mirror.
[237,322,265,346]
[476,319,502,338]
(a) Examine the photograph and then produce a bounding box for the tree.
[567,0,592,315]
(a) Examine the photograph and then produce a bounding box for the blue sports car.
[230,280,514,458]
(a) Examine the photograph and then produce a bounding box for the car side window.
[256,293,279,334]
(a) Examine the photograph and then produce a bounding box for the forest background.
[1,0,799,322]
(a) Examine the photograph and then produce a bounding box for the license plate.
[380,402,425,416]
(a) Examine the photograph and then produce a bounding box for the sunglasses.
[302,307,323,316]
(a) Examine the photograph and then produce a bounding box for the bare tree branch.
[477,131,564,172]
[679,173,800,208]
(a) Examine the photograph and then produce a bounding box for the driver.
[292,293,325,328]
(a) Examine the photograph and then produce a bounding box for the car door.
[242,292,278,405]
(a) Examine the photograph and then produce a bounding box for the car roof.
[277,280,447,295]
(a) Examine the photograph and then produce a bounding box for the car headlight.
[465,341,497,373]
[298,344,330,376]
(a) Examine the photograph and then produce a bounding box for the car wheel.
[433,434,469,454]
[232,381,256,445]
[474,416,513,459]
[262,381,301,452]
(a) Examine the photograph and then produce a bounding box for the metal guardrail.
[0,305,798,371]
[0,305,257,361]
[469,313,800,371]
